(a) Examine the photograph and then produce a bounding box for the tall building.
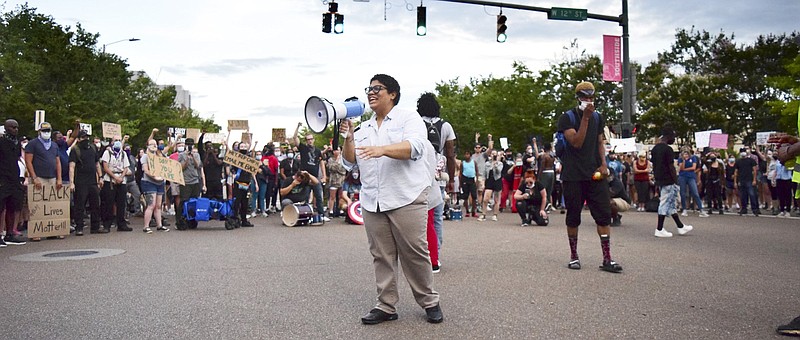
[130,71,191,109]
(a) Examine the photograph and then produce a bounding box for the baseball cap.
[38,122,52,131]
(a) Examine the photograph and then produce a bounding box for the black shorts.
[562,180,611,227]
[0,182,24,214]
[485,176,502,192]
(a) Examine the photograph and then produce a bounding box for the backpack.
[555,109,599,158]
[425,118,446,153]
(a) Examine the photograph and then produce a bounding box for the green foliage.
[0,4,219,149]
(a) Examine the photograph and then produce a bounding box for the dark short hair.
[371,74,401,105]
[417,92,440,118]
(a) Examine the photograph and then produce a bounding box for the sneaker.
[432,265,440,273]
[143,227,153,234]
[4,235,27,245]
[520,221,529,227]
[322,216,331,222]
[568,259,581,270]
[654,229,673,238]
[681,210,688,217]
[477,214,486,221]
[677,225,693,235]
[157,226,170,232]
[777,315,800,336]
[261,212,269,218]
[599,261,623,273]
[490,215,497,221]
[0,238,6,247]
[545,203,553,211]
[698,211,709,218]
[241,220,255,227]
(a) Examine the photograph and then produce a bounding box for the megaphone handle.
[332,120,340,151]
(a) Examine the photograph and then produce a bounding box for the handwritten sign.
[228,120,249,131]
[223,149,260,175]
[756,131,776,145]
[204,132,227,144]
[241,132,253,145]
[272,128,286,143]
[186,128,201,142]
[79,123,92,136]
[168,127,186,137]
[28,183,71,238]
[102,122,122,140]
[609,137,637,153]
[709,133,729,149]
[149,155,185,185]
[694,129,722,149]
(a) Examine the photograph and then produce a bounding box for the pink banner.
[603,35,622,82]
[709,133,728,149]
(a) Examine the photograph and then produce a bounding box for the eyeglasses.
[364,85,387,95]
[306,137,314,141]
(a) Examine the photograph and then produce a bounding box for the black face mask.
[709,156,716,161]
[240,149,248,155]
[80,139,90,148]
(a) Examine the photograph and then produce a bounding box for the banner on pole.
[27,183,71,238]
[602,35,622,82]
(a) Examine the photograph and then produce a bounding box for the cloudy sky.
[6,0,799,144]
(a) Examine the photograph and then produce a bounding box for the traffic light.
[496,14,507,43]
[334,13,344,34]
[322,12,332,33]
[417,6,427,36]
[633,123,640,134]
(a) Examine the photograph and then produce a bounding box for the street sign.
[548,7,587,21]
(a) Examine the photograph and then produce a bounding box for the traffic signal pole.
[433,0,633,135]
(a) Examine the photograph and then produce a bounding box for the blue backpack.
[555,109,599,158]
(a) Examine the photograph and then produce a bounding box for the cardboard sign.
[241,132,253,144]
[149,154,185,185]
[756,131,776,145]
[79,123,92,136]
[204,132,227,144]
[186,128,201,142]
[228,120,249,131]
[709,133,729,149]
[223,149,260,175]
[272,128,286,143]
[499,137,509,151]
[27,183,71,238]
[102,122,122,140]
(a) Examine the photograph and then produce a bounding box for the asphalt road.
[1,209,798,339]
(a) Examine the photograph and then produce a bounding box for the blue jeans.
[312,181,324,216]
[256,178,268,212]
[678,176,703,211]
[433,186,445,249]
[248,181,257,212]
[738,181,760,213]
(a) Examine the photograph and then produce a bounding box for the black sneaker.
[777,315,800,336]
[432,265,440,273]
[600,261,623,273]
[240,220,254,227]
[4,235,27,245]
[0,238,6,247]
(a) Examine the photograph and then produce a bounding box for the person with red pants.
[499,149,514,212]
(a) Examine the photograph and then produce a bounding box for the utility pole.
[434,0,633,135]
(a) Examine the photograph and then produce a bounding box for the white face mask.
[287,153,294,159]
[579,101,592,110]
[275,151,282,157]
[40,132,51,140]
[177,146,185,153]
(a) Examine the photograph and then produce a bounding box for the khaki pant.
[363,188,439,313]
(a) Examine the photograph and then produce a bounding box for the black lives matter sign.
[28,183,71,238]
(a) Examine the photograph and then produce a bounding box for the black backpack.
[425,118,446,153]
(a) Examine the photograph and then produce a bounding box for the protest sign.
[35,110,45,130]
[709,133,729,149]
[609,137,637,153]
[27,183,71,238]
[241,132,253,145]
[499,137,508,151]
[694,129,722,149]
[149,155,185,185]
[79,123,92,136]
[272,128,286,143]
[102,122,122,140]
[223,149,260,175]
[756,131,776,145]
[228,120,249,131]
[204,133,227,144]
[168,127,187,137]
[186,128,201,142]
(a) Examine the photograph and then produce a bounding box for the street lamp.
[102,38,141,53]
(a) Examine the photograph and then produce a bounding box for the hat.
[38,122,52,131]
[185,138,195,145]
[660,127,675,138]
[575,82,595,97]
[78,130,90,138]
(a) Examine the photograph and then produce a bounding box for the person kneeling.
[279,170,320,223]
[514,170,548,226]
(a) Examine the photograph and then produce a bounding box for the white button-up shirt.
[344,107,431,212]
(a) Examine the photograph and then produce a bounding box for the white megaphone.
[304,96,365,135]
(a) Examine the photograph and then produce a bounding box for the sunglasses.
[364,85,387,95]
